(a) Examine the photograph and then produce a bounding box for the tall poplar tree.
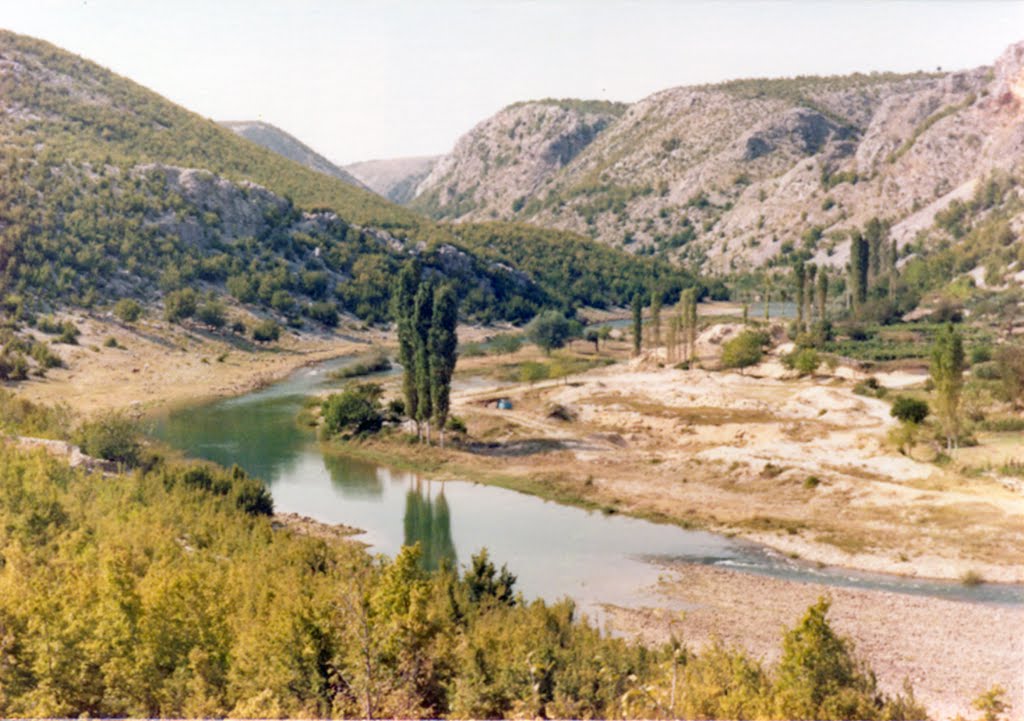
[793,261,806,332]
[889,238,898,301]
[649,287,662,347]
[631,292,643,356]
[805,264,817,332]
[849,232,869,314]
[392,260,421,426]
[429,284,459,447]
[412,280,435,442]
[864,217,885,285]
[816,271,829,324]
[930,323,965,452]
[687,288,698,362]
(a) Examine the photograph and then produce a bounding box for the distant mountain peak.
[219,120,370,191]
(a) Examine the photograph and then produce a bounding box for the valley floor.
[15,313,1024,720]
[353,342,1024,584]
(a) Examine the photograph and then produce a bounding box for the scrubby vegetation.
[451,222,697,312]
[0,424,928,719]
[0,31,684,330]
[722,330,769,370]
[328,352,393,380]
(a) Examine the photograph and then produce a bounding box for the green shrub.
[74,411,141,466]
[113,298,142,323]
[721,330,768,370]
[890,396,929,424]
[446,415,468,434]
[0,352,29,381]
[785,348,821,376]
[195,301,227,329]
[970,346,992,365]
[519,360,551,384]
[164,288,197,323]
[306,301,339,327]
[321,383,384,438]
[252,319,281,343]
[29,342,63,369]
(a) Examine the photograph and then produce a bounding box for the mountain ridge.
[409,43,1024,276]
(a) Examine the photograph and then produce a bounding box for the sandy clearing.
[441,356,1024,581]
[15,312,375,416]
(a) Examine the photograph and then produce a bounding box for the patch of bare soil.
[16,312,373,416]
[272,512,363,543]
[437,352,1024,582]
[603,563,1024,721]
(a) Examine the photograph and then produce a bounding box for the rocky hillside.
[221,120,370,190]
[345,155,439,203]
[411,99,627,219]
[411,43,1024,274]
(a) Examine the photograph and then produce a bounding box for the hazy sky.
[3,1,1023,163]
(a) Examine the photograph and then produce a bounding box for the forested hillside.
[0,30,685,332]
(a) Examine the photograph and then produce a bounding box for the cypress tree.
[632,292,643,356]
[816,271,829,323]
[429,284,459,447]
[864,217,885,285]
[412,280,435,442]
[930,323,965,452]
[793,261,806,333]
[392,259,421,427]
[687,288,698,362]
[650,287,662,347]
[805,264,817,331]
[889,238,898,301]
[849,232,869,314]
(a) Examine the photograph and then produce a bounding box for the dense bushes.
[0,385,931,719]
[722,330,769,370]
[452,222,696,313]
[74,410,142,466]
[0,438,930,719]
[320,383,385,438]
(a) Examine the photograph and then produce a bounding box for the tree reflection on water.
[403,480,457,571]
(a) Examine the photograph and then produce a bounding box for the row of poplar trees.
[393,260,458,446]
[630,287,699,363]
[848,217,898,315]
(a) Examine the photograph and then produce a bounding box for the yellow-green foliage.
[0,397,929,719]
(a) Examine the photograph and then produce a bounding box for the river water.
[152,356,1023,615]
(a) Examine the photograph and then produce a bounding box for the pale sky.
[3,1,1023,164]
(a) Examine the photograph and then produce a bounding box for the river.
[152,356,1023,616]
